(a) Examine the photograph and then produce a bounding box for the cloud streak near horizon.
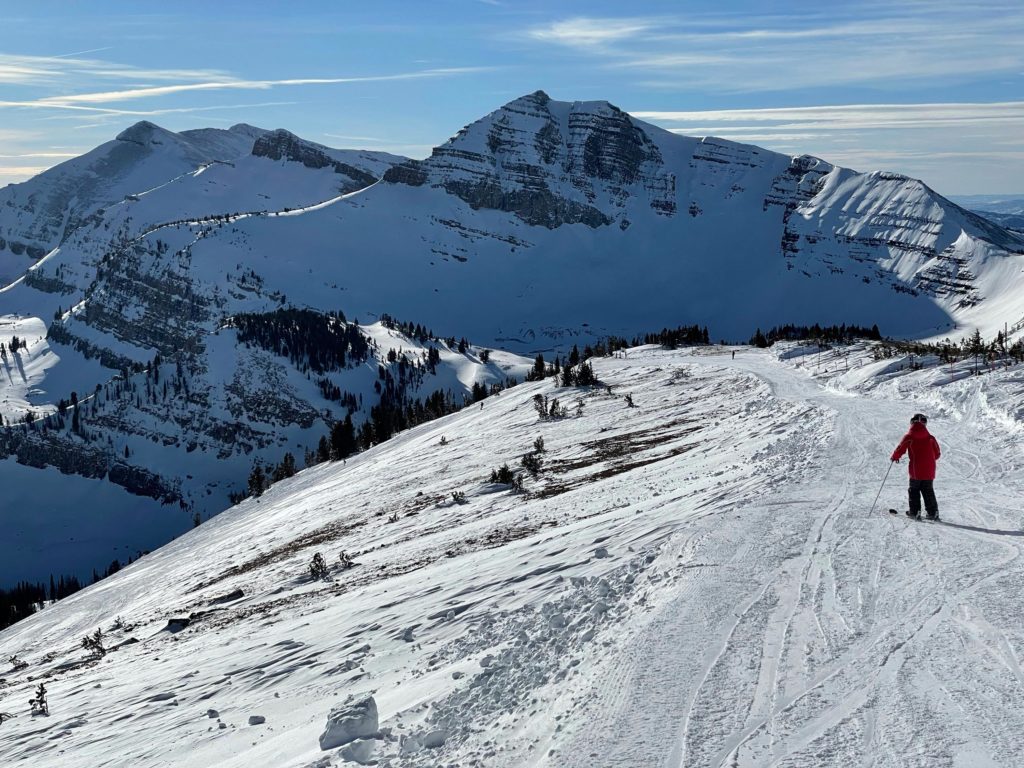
[630,101,1024,189]
[525,4,1024,92]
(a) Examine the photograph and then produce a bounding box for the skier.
[890,413,941,520]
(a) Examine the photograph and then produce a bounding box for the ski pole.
[868,460,894,517]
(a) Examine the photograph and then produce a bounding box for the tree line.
[1,575,83,631]
[750,323,882,347]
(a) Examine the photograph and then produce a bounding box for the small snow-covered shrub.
[521,452,543,477]
[489,463,515,484]
[309,552,330,580]
[81,629,106,657]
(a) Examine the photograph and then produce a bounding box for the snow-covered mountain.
[3,343,1024,767]
[55,90,1015,351]
[3,91,1024,590]
[0,122,259,284]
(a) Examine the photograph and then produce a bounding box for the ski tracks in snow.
[550,349,1024,767]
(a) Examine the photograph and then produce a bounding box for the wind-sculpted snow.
[0,349,830,766]
[4,346,1024,766]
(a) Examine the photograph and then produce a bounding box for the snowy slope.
[3,346,1024,766]
[0,121,405,290]
[0,123,259,284]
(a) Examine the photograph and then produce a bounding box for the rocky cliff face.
[252,130,379,190]
[384,91,677,228]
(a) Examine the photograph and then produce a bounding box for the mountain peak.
[382,89,674,227]
[115,120,174,146]
[227,123,267,137]
[506,89,551,108]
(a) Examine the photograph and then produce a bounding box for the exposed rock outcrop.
[253,130,378,189]
[385,91,676,227]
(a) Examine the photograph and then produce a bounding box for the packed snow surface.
[2,345,1024,766]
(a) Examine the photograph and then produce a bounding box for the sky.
[1,0,1022,196]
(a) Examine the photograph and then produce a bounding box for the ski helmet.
[911,413,928,424]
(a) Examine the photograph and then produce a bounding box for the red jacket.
[891,423,941,480]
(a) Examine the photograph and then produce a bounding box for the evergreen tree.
[330,415,358,460]
[316,436,331,464]
[576,361,597,386]
[527,354,546,381]
[248,464,266,498]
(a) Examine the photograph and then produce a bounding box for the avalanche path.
[549,348,1024,768]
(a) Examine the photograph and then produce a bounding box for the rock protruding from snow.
[163,617,190,633]
[319,695,378,751]
[253,130,375,185]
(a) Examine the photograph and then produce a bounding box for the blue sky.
[1,0,1022,194]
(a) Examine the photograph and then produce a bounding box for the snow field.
[3,342,1024,766]
[0,347,830,767]
[0,315,59,422]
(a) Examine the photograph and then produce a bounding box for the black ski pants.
[908,478,938,515]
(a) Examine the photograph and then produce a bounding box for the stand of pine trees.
[749,323,882,348]
[229,308,369,373]
[1,574,83,630]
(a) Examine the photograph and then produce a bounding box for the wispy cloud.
[31,67,488,105]
[524,4,1024,92]
[23,101,298,122]
[527,17,657,48]
[633,102,1024,133]
[0,151,80,158]
[1,66,489,115]
[631,100,1024,193]
[0,52,229,86]
[0,165,49,178]
[52,46,114,59]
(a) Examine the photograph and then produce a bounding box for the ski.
[888,508,941,522]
